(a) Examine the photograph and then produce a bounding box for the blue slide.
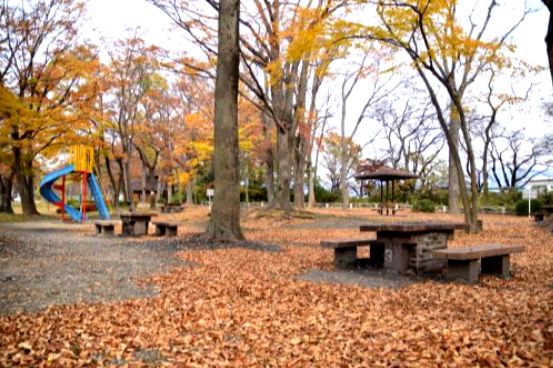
[39,164,110,221]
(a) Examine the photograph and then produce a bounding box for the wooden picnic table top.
[360,221,466,233]
[119,212,158,220]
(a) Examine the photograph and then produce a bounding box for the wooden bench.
[432,244,525,284]
[320,239,384,269]
[94,220,119,236]
[161,204,185,213]
[152,221,179,236]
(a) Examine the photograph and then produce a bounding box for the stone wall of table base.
[409,232,449,272]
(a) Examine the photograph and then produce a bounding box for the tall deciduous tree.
[148,0,345,213]
[543,0,553,87]
[0,0,97,215]
[205,0,244,241]
[337,49,392,209]
[366,0,528,231]
[375,93,444,187]
[105,37,161,211]
[489,128,544,189]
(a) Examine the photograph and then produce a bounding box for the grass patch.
[0,213,31,223]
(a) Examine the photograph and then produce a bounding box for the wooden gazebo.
[355,166,419,215]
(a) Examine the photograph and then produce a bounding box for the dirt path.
[0,220,191,315]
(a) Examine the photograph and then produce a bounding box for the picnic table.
[360,221,466,273]
[120,212,157,236]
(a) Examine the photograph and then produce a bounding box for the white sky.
[81,0,553,182]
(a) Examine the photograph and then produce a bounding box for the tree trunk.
[141,166,147,206]
[482,140,491,198]
[186,179,194,205]
[307,161,316,209]
[104,155,121,208]
[16,171,38,216]
[276,127,292,212]
[168,182,173,204]
[0,173,14,214]
[205,0,244,241]
[294,150,306,209]
[10,130,39,216]
[291,55,311,210]
[124,158,134,211]
[148,169,156,209]
[340,142,350,210]
[261,111,275,207]
[544,1,553,88]
[448,106,461,214]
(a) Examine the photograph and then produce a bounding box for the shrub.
[515,199,542,216]
[169,196,182,205]
[314,182,340,203]
[539,191,553,205]
[412,199,436,213]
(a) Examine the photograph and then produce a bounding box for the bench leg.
[334,247,357,269]
[481,255,510,279]
[134,221,148,235]
[447,259,480,284]
[122,221,134,236]
[155,226,165,236]
[100,225,115,236]
[103,226,114,236]
[369,243,384,267]
[95,224,102,235]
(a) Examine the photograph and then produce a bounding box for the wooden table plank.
[360,221,466,233]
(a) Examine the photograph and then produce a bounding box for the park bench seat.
[161,204,185,213]
[152,221,179,236]
[94,220,119,236]
[321,239,384,269]
[432,244,525,284]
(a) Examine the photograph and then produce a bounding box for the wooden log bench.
[432,244,525,284]
[320,239,384,269]
[152,221,179,237]
[94,220,119,236]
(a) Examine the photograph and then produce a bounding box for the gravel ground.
[0,220,192,315]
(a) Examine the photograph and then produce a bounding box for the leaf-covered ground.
[1,207,552,366]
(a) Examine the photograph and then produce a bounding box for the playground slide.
[86,172,110,220]
[39,164,110,221]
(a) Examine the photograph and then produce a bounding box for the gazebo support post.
[392,180,395,215]
[386,180,390,215]
[380,180,384,215]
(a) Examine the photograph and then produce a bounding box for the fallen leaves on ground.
[1,208,552,366]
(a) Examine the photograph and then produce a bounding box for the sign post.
[207,188,214,212]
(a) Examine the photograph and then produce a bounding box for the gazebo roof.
[354,166,419,181]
